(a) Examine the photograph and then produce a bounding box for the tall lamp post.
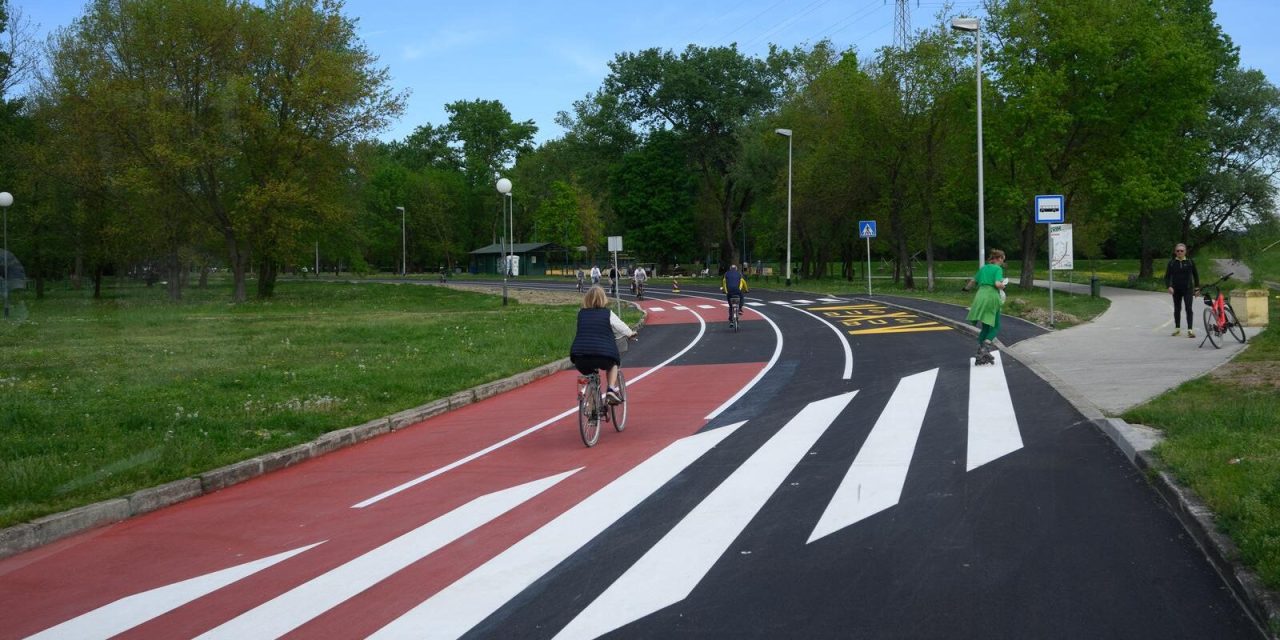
[396,206,406,276]
[952,16,985,268]
[496,177,512,306]
[0,192,11,319]
[774,128,793,286]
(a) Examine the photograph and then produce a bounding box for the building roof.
[470,242,567,255]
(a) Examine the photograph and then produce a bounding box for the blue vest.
[570,308,619,360]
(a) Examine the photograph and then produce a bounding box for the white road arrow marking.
[967,352,1022,470]
[808,369,938,542]
[553,392,857,640]
[197,470,577,639]
[27,543,323,640]
[367,424,744,640]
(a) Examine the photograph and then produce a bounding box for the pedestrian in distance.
[966,248,1007,365]
[1163,243,1200,338]
[570,286,636,405]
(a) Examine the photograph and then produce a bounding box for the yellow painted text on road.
[808,303,954,335]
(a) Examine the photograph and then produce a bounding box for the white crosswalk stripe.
[199,471,577,639]
[967,352,1023,470]
[368,425,744,640]
[747,302,766,307]
[792,299,816,304]
[554,393,858,640]
[809,369,938,543]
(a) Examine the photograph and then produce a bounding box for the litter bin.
[1089,276,1101,298]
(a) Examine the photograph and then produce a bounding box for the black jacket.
[1163,257,1199,290]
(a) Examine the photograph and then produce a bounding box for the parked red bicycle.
[1199,273,1246,349]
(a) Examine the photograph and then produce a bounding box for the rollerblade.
[974,341,996,366]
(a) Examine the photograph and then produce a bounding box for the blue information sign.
[858,220,877,238]
[1035,195,1065,223]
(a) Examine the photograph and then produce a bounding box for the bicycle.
[575,336,634,447]
[1199,273,1246,349]
[727,294,742,331]
[634,280,645,300]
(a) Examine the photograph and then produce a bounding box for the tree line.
[1,0,1276,302]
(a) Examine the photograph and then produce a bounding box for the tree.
[45,0,405,301]
[601,44,781,270]
[610,130,698,271]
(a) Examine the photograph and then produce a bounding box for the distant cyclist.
[632,265,648,298]
[575,266,586,292]
[590,265,601,285]
[570,286,636,404]
[720,264,749,323]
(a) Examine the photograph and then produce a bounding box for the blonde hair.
[582,285,608,309]
[987,248,1006,262]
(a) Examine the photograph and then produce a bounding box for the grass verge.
[0,279,585,527]
[1124,282,1279,592]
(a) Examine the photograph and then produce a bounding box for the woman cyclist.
[570,286,636,404]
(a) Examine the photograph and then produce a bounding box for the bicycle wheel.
[610,370,628,432]
[579,380,601,447]
[1224,305,1246,343]
[1202,308,1221,348]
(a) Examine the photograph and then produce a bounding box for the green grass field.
[0,280,583,526]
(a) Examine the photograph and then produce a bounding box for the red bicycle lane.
[4,303,772,639]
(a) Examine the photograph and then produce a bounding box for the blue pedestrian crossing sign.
[859,220,877,239]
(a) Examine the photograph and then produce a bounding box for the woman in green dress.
[966,248,1007,364]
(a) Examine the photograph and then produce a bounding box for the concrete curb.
[0,356,575,561]
[873,296,1279,639]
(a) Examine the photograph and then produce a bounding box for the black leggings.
[1172,288,1194,329]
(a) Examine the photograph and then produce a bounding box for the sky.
[12,0,1280,145]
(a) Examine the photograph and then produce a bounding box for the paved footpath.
[1008,279,1259,416]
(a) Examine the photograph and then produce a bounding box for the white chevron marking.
[197,471,577,639]
[28,543,324,640]
[967,352,1022,470]
[808,369,938,542]
[553,392,857,640]
[367,424,744,640]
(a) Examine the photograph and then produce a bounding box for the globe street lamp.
[496,177,512,306]
[0,191,11,319]
[951,16,985,268]
[396,206,406,276]
[774,128,793,286]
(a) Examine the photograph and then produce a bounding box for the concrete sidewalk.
[1006,280,1261,416]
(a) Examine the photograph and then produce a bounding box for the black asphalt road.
[445,279,1261,639]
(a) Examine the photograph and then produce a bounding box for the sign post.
[608,235,623,314]
[859,220,877,296]
[1035,195,1066,326]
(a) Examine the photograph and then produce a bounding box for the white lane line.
[792,299,816,304]
[673,305,689,310]
[770,301,793,305]
[554,392,858,640]
[352,302,708,508]
[697,304,716,309]
[649,307,665,312]
[28,543,324,640]
[773,303,854,380]
[967,352,1022,471]
[199,471,577,640]
[808,369,938,543]
[701,295,785,420]
[818,297,843,303]
[367,424,744,640]
[746,302,766,307]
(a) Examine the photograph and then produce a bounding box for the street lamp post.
[952,16,985,268]
[396,206,406,276]
[774,128,793,286]
[0,192,11,319]
[496,177,512,306]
